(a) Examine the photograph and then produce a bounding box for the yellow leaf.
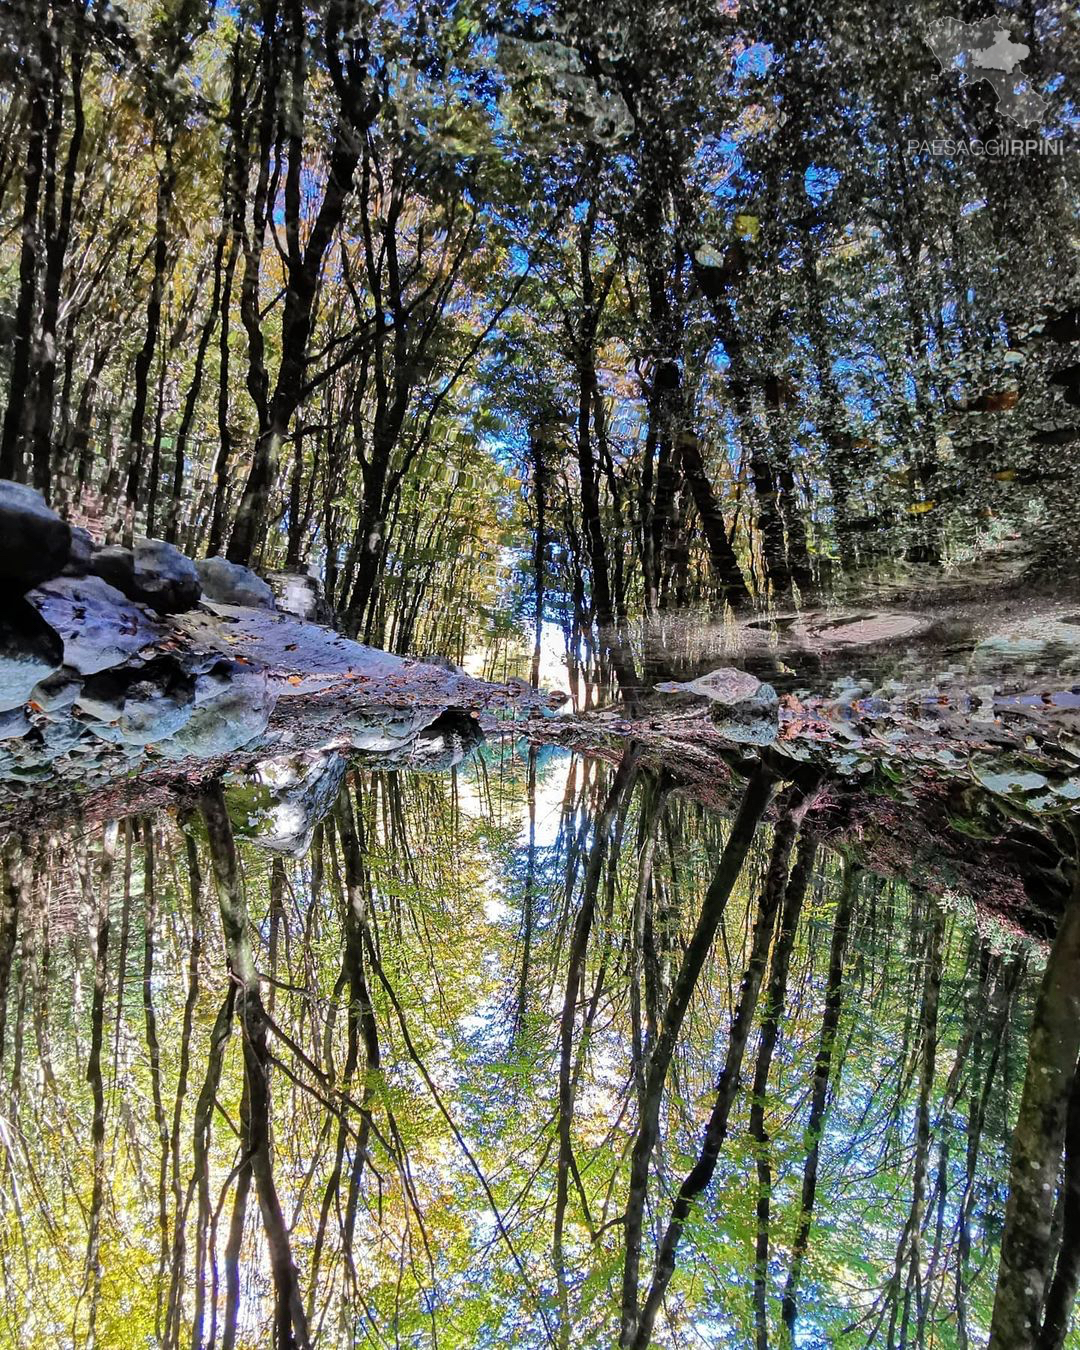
[734,213,760,241]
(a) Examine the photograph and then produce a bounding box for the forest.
[0,0,1078,1344]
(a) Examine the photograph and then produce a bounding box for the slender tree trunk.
[207,231,242,557]
[0,843,23,1064]
[141,823,171,1344]
[334,785,382,1268]
[163,826,204,1350]
[957,954,1021,1349]
[620,763,778,1346]
[0,28,50,481]
[85,822,117,1350]
[514,746,540,1043]
[750,834,817,1350]
[891,903,944,1348]
[170,224,229,544]
[205,36,250,556]
[530,428,547,689]
[781,859,861,1336]
[632,788,818,1348]
[228,0,373,566]
[126,140,176,539]
[554,751,639,1343]
[284,421,306,568]
[32,9,86,495]
[677,430,750,605]
[989,839,1080,1349]
[189,988,235,1350]
[747,446,792,600]
[629,776,672,1090]
[200,783,312,1349]
[221,1079,253,1350]
[1039,1055,1080,1350]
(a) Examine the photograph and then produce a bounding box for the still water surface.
[0,743,1055,1347]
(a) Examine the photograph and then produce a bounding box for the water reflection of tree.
[990,831,1080,1350]
[0,753,1075,1344]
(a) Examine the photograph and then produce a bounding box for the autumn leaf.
[965,389,1020,412]
[734,212,760,241]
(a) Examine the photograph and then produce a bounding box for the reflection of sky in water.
[733,42,774,81]
[804,163,841,203]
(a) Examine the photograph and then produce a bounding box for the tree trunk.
[32,8,85,496]
[554,751,639,1343]
[781,859,861,1335]
[620,763,778,1346]
[632,787,817,1348]
[228,0,373,566]
[85,821,117,1350]
[0,27,50,481]
[989,839,1080,1349]
[126,140,176,539]
[750,834,817,1350]
[677,431,750,605]
[200,783,312,1349]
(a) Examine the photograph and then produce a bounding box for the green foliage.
[0,755,1066,1345]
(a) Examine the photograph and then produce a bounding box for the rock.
[64,526,93,577]
[28,670,81,713]
[0,480,72,591]
[656,668,764,702]
[3,762,49,783]
[407,652,467,676]
[88,544,136,594]
[266,569,333,624]
[366,709,484,771]
[973,615,1080,674]
[76,659,195,746]
[0,707,29,741]
[709,685,779,745]
[73,673,128,724]
[90,538,202,613]
[173,603,407,695]
[28,715,92,764]
[196,557,276,610]
[1050,363,1080,407]
[29,575,167,675]
[133,539,201,613]
[805,613,925,647]
[225,749,347,855]
[119,679,195,745]
[0,598,63,711]
[157,660,277,761]
[341,706,451,753]
[1042,305,1080,343]
[656,666,780,746]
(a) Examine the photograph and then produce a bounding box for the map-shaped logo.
[926,15,1047,126]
